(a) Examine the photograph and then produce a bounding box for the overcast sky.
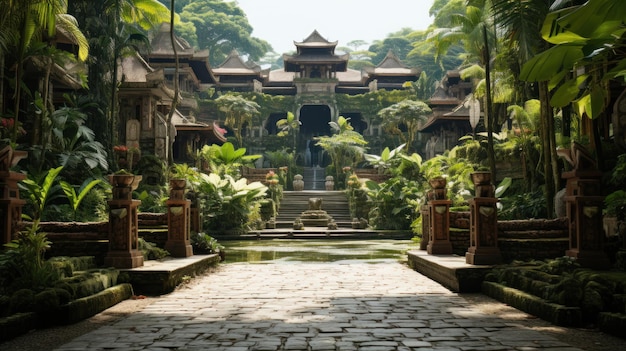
[233,0,435,54]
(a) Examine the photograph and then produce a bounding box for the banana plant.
[19,166,64,222]
[364,143,406,173]
[199,142,261,177]
[59,178,103,221]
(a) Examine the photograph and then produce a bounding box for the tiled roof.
[364,50,419,76]
[294,30,338,48]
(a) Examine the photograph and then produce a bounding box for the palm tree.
[316,116,368,186]
[491,0,558,217]
[215,94,261,148]
[1,0,88,144]
[428,0,499,181]
[276,112,300,152]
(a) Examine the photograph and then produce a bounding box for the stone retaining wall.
[37,212,570,265]
[448,212,569,262]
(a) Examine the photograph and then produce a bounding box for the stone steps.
[276,190,352,228]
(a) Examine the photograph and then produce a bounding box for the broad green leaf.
[548,70,568,91]
[541,8,587,45]
[520,45,584,82]
[555,0,626,39]
[574,94,591,117]
[550,74,588,108]
[588,88,607,119]
[606,58,626,80]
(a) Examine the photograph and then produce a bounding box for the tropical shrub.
[191,233,224,254]
[0,222,58,294]
[365,177,423,230]
[198,173,267,235]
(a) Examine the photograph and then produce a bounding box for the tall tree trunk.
[483,26,497,182]
[166,0,179,166]
[111,0,120,163]
[539,81,555,218]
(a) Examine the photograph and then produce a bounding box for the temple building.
[117,27,474,165]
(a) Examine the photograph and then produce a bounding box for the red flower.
[113,145,128,153]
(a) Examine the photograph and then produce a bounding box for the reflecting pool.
[221,239,419,264]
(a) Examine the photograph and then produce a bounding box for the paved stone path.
[55,261,585,351]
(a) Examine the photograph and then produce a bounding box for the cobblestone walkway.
[55,261,585,351]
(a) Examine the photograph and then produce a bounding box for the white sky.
[234,0,435,55]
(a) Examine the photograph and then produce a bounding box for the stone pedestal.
[556,143,610,268]
[426,199,453,255]
[165,199,193,257]
[165,179,192,257]
[299,197,333,227]
[105,199,143,268]
[565,195,610,269]
[105,174,143,268]
[466,197,502,265]
[562,169,610,269]
[420,204,430,250]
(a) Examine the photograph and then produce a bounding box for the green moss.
[10,289,35,313]
[547,277,583,307]
[0,295,10,317]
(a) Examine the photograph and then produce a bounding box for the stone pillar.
[105,174,143,268]
[426,177,453,255]
[0,146,27,246]
[420,203,430,250]
[165,179,192,257]
[558,142,610,269]
[563,171,610,269]
[189,191,201,234]
[466,172,502,265]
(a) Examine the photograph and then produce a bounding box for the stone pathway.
[55,261,585,351]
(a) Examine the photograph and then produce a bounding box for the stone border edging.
[481,281,582,327]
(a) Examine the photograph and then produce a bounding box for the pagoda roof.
[283,31,349,72]
[283,52,349,65]
[213,50,264,76]
[150,23,197,59]
[364,50,420,77]
[118,54,175,100]
[148,24,216,84]
[293,30,338,49]
[420,103,471,133]
[166,110,226,145]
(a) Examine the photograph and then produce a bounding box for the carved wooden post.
[426,177,453,255]
[165,179,192,257]
[105,174,143,268]
[465,171,502,265]
[0,146,27,246]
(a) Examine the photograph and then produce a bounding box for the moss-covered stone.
[0,312,38,342]
[59,283,133,325]
[10,289,35,314]
[546,277,583,307]
[598,312,626,337]
[62,268,120,299]
[582,287,604,322]
[0,295,10,317]
[482,281,583,326]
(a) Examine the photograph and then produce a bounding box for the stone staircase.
[300,166,327,190]
[275,190,352,228]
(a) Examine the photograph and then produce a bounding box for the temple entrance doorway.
[299,105,331,167]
